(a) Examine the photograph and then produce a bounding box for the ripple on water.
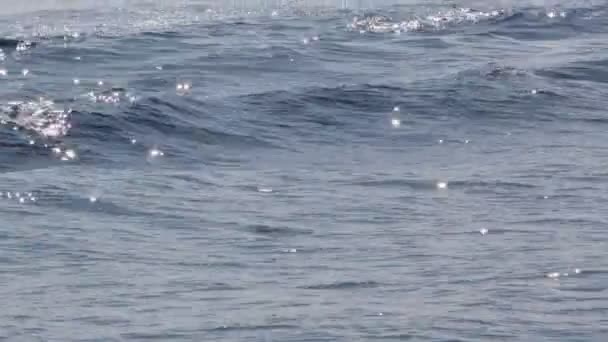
[1,3,608,342]
[243,224,314,237]
[301,280,381,290]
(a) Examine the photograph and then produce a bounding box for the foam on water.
[0,98,71,138]
[348,6,509,33]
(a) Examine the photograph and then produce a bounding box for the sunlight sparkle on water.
[149,148,164,158]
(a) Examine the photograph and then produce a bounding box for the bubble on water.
[574,268,581,274]
[546,272,560,279]
[271,10,279,17]
[391,118,401,128]
[436,181,448,189]
[479,228,488,235]
[257,187,273,193]
[22,69,29,76]
[312,35,320,41]
[89,196,97,203]
[283,248,297,253]
[97,80,104,86]
[0,69,6,76]
[438,139,444,144]
[464,139,470,144]
[74,56,81,60]
[131,138,137,144]
[155,65,163,70]
[19,197,25,203]
[73,78,80,85]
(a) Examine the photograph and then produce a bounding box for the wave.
[535,62,608,84]
[347,8,512,34]
[243,223,314,236]
[1,1,606,173]
[1,2,603,57]
[300,280,381,290]
[346,4,608,36]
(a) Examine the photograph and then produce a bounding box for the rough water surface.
[1,0,608,341]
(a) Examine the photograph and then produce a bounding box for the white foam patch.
[0,98,72,138]
[349,7,507,34]
[83,87,137,105]
[16,40,34,52]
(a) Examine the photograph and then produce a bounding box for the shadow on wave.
[0,38,36,50]
[236,83,404,128]
[535,59,608,84]
[486,7,605,40]
[70,96,280,150]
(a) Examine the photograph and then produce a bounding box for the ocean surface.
[1,0,608,341]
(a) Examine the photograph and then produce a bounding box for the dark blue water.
[2,1,608,341]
